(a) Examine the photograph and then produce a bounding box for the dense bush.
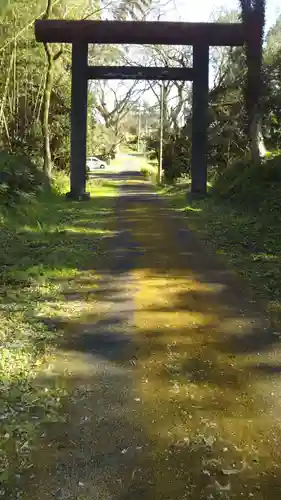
[97,146,116,163]
[87,123,117,164]
[0,151,45,205]
[126,134,138,149]
[145,134,159,161]
[145,131,191,183]
[163,134,191,183]
[212,153,281,205]
[51,114,71,172]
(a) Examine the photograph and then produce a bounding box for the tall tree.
[41,0,63,183]
[112,0,152,20]
[239,0,266,161]
[40,0,100,182]
[265,13,281,60]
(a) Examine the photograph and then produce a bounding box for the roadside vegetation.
[0,173,116,497]
[163,154,281,331]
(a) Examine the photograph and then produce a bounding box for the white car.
[87,156,106,171]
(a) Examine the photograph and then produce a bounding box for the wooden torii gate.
[35,19,249,200]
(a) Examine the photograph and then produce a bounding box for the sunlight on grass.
[0,177,117,497]
[21,224,115,235]
[164,184,281,331]
[179,204,202,213]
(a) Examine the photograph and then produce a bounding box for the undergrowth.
[163,155,281,329]
[212,153,281,206]
[0,172,117,498]
[0,151,45,207]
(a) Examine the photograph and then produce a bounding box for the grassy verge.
[163,182,281,330]
[0,174,117,498]
[140,158,158,181]
[110,150,157,181]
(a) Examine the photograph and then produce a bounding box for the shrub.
[162,134,191,183]
[145,131,191,183]
[51,170,70,196]
[0,151,45,206]
[126,134,138,148]
[212,153,281,205]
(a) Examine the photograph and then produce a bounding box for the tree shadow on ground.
[21,357,281,500]
[4,177,281,499]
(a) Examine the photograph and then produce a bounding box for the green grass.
[0,174,117,498]
[139,158,158,181]
[163,182,281,330]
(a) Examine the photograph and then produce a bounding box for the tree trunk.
[0,49,15,136]
[240,0,265,164]
[41,0,54,186]
[249,111,267,163]
[42,55,53,183]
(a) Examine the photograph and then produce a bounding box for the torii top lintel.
[35,20,247,46]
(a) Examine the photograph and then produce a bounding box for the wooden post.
[158,83,164,184]
[66,42,90,200]
[191,43,209,196]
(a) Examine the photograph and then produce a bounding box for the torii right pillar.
[191,42,209,197]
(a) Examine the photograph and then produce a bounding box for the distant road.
[88,153,145,179]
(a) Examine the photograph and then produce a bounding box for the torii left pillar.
[66,42,90,200]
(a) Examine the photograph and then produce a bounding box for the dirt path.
[25,171,281,500]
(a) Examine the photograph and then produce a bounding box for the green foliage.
[212,154,281,205]
[146,130,191,183]
[51,112,71,172]
[0,342,67,497]
[165,178,281,330]
[0,176,116,498]
[0,0,134,179]
[88,123,117,163]
[263,47,281,150]
[126,134,138,149]
[145,133,159,161]
[266,13,281,58]
[162,133,191,183]
[208,97,248,171]
[0,152,45,205]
